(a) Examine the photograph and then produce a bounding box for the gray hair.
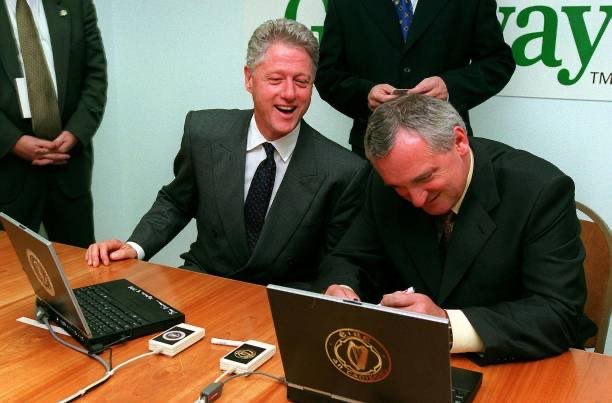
[364,93,466,159]
[246,18,319,74]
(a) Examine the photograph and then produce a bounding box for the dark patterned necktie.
[245,142,276,251]
[392,0,414,42]
[436,211,456,264]
[16,0,62,139]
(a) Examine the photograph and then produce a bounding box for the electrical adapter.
[220,339,276,373]
[148,323,205,356]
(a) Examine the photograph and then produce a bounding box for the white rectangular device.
[148,323,205,356]
[220,340,276,374]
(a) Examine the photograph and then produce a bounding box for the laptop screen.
[267,284,453,403]
[0,213,91,337]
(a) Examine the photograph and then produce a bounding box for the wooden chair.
[577,202,612,353]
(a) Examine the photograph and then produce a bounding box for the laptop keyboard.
[75,285,147,336]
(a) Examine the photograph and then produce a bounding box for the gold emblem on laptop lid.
[325,328,392,383]
[27,249,55,296]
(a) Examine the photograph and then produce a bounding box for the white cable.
[214,368,234,383]
[58,350,160,402]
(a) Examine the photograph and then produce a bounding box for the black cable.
[220,371,287,386]
[41,316,111,373]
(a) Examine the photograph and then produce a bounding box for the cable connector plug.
[199,382,223,403]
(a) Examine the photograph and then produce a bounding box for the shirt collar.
[451,149,474,215]
[246,116,300,162]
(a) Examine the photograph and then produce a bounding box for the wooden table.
[1,232,611,402]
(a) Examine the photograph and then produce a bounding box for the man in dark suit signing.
[319,94,596,364]
[0,0,107,247]
[315,0,516,157]
[86,19,368,289]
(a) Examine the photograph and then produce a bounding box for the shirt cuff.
[126,241,145,260]
[447,309,485,354]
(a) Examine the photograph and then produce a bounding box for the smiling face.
[244,42,314,141]
[372,127,471,216]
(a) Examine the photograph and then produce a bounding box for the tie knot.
[435,211,456,242]
[263,142,275,159]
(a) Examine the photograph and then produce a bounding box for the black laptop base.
[38,279,185,352]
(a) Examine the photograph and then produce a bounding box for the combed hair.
[364,93,466,159]
[246,18,319,73]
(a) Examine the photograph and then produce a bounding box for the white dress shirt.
[128,117,300,260]
[4,0,58,95]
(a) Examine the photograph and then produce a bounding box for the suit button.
[403,66,411,73]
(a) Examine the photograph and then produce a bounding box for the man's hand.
[52,131,78,153]
[380,291,446,318]
[325,284,361,301]
[85,239,137,267]
[12,135,67,163]
[31,131,78,166]
[409,76,448,100]
[12,134,73,166]
[368,84,398,111]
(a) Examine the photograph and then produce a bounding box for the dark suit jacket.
[315,0,516,145]
[0,0,106,204]
[317,138,596,364]
[128,109,369,288]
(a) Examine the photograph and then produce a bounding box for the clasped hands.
[367,76,448,111]
[12,131,78,165]
[325,284,446,318]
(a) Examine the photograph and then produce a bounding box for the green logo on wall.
[499,5,612,86]
[285,0,328,42]
[285,1,612,86]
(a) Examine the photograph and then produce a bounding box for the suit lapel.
[248,121,324,266]
[359,0,404,52]
[404,0,448,52]
[437,142,500,304]
[212,111,251,265]
[43,0,69,110]
[0,0,23,91]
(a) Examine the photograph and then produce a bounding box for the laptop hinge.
[288,382,366,403]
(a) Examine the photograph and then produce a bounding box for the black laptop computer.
[267,284,482,403]
[1,213,185,352]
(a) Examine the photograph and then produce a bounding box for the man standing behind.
[0,0,107,247]
[315,0,516,157]
[320,94,595,364]
[86,19,368,289]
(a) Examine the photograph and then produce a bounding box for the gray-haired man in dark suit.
[86,18,368,289]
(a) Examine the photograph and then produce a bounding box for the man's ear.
[453,125,470,156]
[244,65,253,93]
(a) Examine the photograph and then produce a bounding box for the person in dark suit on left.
[85,19,368,289]
[0,0,107,247]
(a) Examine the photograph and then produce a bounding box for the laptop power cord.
[38,309,163,402]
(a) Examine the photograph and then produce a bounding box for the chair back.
[577,202,612,353]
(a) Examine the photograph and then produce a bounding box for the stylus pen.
[211,338,244,347]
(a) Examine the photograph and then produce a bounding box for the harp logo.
[26,249,55,296]
[325,328,391,383]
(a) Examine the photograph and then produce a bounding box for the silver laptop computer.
[1,212,184,352]
[267,284,482,403]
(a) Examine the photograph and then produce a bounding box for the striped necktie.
[16,0,62,139]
